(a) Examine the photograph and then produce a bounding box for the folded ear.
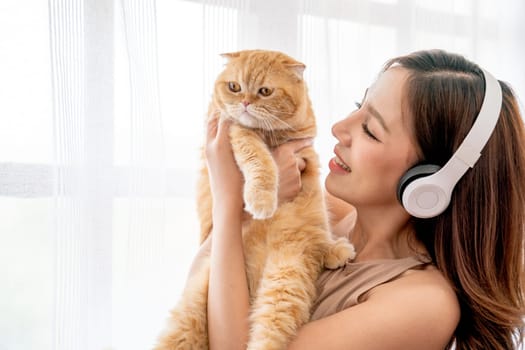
[220,52,242,61]
[283,61,306,80]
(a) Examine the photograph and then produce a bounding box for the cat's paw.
[324,237,356,269]
[244,189,278,220]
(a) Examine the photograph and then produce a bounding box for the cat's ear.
[220,52,241,62]
[283,62,306,80]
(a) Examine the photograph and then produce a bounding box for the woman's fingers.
[205,115,244,212]
[272,138,312,159]
[206,113,233,159]
[273,138,313,158]
[287,138,314,153]
[206,112,220,143]
[296,157,306,172]
[216,117,232,143]
[272,138,314,203]
[291,138,312,172]
[272,138,312,173]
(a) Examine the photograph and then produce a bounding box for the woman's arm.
[205,117,250,350]
[208,208,249,349]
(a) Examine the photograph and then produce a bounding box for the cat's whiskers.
[225,104,243,118]
[262,106,296,116]
[250,106,297,132]
[262,112,297,131]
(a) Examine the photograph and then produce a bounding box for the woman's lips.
[334,156,351,171]
[329,156,351,174]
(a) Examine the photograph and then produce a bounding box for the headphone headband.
[450,68,502,168]
[400,68,502,218]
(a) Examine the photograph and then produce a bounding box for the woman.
[204,50,525,349]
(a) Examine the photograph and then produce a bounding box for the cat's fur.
[155,50,354,350]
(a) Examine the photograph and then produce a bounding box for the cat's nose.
[242,100,250,107]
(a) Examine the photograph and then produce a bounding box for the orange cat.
[155,50,354,350]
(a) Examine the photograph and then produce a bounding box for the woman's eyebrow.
[366,103,390,133]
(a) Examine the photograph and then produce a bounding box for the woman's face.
[326,67,420,209]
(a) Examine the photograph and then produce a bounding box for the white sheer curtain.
[1,0,523,349]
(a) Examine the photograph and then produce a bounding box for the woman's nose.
[332,116,353,145]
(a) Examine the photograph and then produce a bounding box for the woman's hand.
[272,138,313,204]
[205,115,244,216]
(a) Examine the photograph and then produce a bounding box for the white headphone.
[397,68,502,218]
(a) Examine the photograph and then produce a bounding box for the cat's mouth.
[232,108,289,132]
[237,111,280,131]
[238,111,260,128]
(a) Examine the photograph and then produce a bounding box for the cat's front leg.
[229,124,278,220]
[324,236,356,269]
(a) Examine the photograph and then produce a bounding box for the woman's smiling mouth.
[334,157,351,172]
[329,156,352,174]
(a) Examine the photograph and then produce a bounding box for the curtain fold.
[1,0,524,349]
[49,1,90,349]
[49,0,114,348]
[114,3,169,347]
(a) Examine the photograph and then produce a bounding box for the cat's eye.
[258,87,273,97]
[228,82,241,93]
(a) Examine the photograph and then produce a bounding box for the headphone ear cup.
[397,164,442,204]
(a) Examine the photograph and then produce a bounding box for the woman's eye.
[355,101,362,109]
[228,82,241,92]
[258,87,273,97]
[362,122,379,141]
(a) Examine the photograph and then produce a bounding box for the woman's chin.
[325,175,343,198]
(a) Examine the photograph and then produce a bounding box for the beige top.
[310,255,432,321]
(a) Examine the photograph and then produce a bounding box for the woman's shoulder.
[290,262,460,349]
[366,263,460,340]
[368,262,460,313]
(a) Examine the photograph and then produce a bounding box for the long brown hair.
[385,50,525,349]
